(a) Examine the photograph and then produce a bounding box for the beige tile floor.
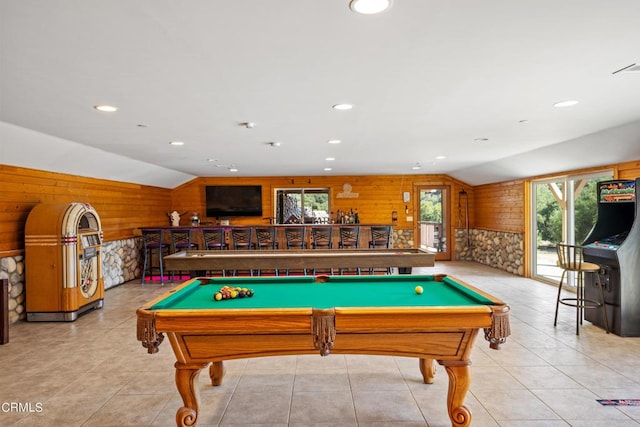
[2,261,640,426]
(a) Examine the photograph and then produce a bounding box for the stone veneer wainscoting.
[392,228,413,248]
[0,255,25,324]
[101,238,140,289]
[455,228,524,276]
[0,238,141,324]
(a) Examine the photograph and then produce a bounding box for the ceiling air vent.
[612,63,640,74]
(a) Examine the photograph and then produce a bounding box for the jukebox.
[582,179,640,336]
[25,202,104,321]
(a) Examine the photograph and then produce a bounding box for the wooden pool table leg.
[175,361,208,427]
[441,361,472,427]
[209,361,225,385]
[419,358,436,384]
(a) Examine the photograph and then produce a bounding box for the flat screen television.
[205,185,263,217]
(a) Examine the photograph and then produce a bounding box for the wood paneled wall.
[2,159,638,259]
[170,174,469,227]
[618,160,640,180]
[473,180,525,233]
[0,165,171,256]
[471,160,640,234]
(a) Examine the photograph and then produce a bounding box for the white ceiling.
[2,0,640,188]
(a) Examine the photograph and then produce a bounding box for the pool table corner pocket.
[484,304,511,350]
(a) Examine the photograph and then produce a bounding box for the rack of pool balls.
[213,286,254,301]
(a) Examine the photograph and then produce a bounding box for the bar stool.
[170,229,198,281]
[554,243,609,335]
[339,226,360,249]
[311,226,333,275]
[255,227,278,276]
[256,227,278,250]
[171,229,198,252]
[201,227,228,276]
[141,229,170,285]
[285,227,307,275]
[285,227,307,249]
[231,227,254,276]
[202,228,228,250]
[339,226,360,275]
[368,226,392,274]
[369,226,391,248]
[231,227,254,250]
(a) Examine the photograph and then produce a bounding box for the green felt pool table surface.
[151,274,496,311]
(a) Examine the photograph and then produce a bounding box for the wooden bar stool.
[554,243,609,335]
[141,229,170,285]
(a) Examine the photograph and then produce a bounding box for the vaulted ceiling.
[2,0,640,188]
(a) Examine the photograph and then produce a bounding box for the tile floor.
[2,261,640,426]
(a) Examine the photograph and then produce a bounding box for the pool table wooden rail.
[136,275,510,427]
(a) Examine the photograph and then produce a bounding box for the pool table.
[137,274,510,427]
[163,248,435,275]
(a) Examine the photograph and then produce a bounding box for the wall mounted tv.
[205,185,263,217]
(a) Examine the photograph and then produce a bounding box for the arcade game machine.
[582,179,639,336]
[25,202,104,321]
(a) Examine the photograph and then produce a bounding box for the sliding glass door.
[530,172,612,284]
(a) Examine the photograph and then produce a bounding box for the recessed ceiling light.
[266,142,281,147]
[240,122,255,128]
[324,167,332,171]
[327,139,342,144]
[169,141,185,146]
[332,103,353,110]
[229,167,238,172]
[553,100,579,107]
[518,120,528,123]
[474,138,489,142]
[349,0,392,14]
[325,157,335,161]
[93,105,118,112]
[435,155,446,160]
[412,164,421,170]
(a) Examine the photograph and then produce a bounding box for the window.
[275,188,330,224]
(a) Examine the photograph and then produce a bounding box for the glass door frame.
[529,170,613,284]
[415,185,451,261]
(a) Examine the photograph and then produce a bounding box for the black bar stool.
[311,226,333,275]
[170,229,198,281]
[255,227,279,276]
[368,225,391,274]
[141,229,170,285]
[285,227,307,275]
[201,227,228,276]
[231,227,254,276]
[339,226,360,275]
